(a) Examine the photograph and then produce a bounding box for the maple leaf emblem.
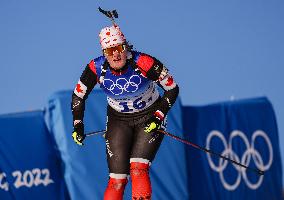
[76,84,83,93]
[165,76,174,86]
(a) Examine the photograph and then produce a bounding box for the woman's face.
[104,44,128,70]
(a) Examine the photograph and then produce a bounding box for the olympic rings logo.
[206,130,273,191]
[103,75,141,95]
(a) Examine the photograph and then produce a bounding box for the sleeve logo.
[74,80,87,99]
[160,74,176,91]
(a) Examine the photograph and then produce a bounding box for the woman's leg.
[104,116,134,200]
[130,125,165,200]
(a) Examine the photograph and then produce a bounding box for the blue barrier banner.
[183,97,282,200]
[45,89,189,200]
[0,111,69,200]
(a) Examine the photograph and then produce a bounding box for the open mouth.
[113,58,121,62]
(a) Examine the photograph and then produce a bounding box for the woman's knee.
[104,173,128,200]
[130,158,152,200]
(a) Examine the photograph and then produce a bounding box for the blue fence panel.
[0,111,69,200]
[45,89,189,200]
[183,97,282,200]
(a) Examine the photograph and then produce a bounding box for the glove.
[144,110,165,134]
[72,121,86,146]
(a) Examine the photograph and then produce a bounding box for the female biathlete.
[71,24,179,200]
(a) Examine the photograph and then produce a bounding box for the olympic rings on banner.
[206,130,273,191]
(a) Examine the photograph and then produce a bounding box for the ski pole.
[85,129,106,137]
[84,128,264,176]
